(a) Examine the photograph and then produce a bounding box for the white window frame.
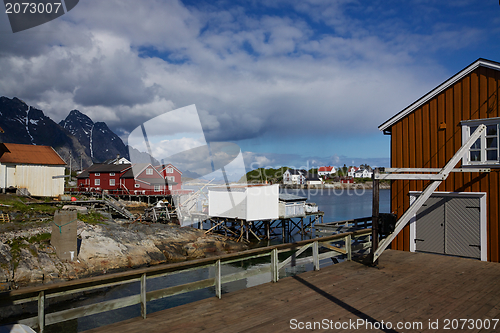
[135,184,140,188]
[462,117,500,166]
[110,179,115,186]
[110,173,115,176]
[146,168,153,175]
[154,185,161,192]
[94,179,100,186]
[95,173,100,176]
[167,167,173,173]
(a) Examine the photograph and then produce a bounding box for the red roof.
[0,143,66,165]
[318,166,334,172]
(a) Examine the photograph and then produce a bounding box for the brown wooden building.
[379,58,500,262]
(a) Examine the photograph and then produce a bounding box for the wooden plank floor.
[84,250,500,333]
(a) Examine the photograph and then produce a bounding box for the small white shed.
[208,184,279,221]
[279,193,307,218]
[0,143,66,197]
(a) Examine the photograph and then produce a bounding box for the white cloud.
[0,0,496,167]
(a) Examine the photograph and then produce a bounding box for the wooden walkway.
[84,250,500,333]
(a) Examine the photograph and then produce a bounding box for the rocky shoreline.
[0,220,247,291]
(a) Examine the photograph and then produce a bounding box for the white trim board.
[379,58,500,132]
[409,191,487,261]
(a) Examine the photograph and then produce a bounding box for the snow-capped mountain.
[0,96,92,168]
[59,110,129,163]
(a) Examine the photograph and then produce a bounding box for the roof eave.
[378,58,500,132]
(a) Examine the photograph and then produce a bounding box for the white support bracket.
[373,124,486,262]
[383,167,491,173]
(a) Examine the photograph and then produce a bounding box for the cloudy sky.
[1,0,499,173]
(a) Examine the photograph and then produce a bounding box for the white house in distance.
[283,168,323,185]
[318,166,336,177]
[283,169,306,185]
[354,169,373,178]
[0,143,66,196]
[348,167,359,177]
[348,166,373,178]
[305,173,323,185]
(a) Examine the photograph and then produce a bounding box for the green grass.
[78,211,106,225]
[28,232,51,244]
[5,232,51,269]
[0,196,57,214]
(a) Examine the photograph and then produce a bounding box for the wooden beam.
[372,168,380,265]
[376,173,446,180]
[383,167,491,173]
[146,278,215,303]
[45,295,141,326]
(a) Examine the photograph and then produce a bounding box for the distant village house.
[283,168,323,185]
[318,166,336,177]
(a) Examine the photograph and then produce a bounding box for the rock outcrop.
[0,221,247,289]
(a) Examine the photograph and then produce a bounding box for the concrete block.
[51,210,78,262]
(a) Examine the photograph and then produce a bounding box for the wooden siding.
[390,67,500,262]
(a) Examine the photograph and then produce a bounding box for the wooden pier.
[206,211,324,243]
[84,250,500,333]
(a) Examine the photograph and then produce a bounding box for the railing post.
[271,249,279,282]
[313,241,319,271]
[346,234,352,261]
[38,291,44,333]
[141,273,147,319]
[215,260,221,299]
[372,168,380,265]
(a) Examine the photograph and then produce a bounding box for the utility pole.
[69,154,72,181]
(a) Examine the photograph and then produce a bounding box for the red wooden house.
[77,162,180,195]
[77,163,131,192]
[378,58,500,262]
[121,163,178,195]
[155,164,182,191]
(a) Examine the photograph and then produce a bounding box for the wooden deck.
[84,250,500,333]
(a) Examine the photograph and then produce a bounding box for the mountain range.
[0,96,128,169]
[0,97,206,179]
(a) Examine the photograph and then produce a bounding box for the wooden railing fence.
[0,229,371,333]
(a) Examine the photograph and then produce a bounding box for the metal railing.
[0,229,371,332]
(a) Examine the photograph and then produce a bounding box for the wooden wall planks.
[389,67,500,261]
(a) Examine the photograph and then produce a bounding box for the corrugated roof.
[0,143,66,165]
[279,193,307,202]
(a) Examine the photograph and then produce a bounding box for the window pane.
[471,138,481,149]
[487,124,498,136]
[487,137,498,148]
[470,125,478,135]
[487,149,498,161]
[470,150,481,162]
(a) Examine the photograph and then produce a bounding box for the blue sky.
[1,0,499,174]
